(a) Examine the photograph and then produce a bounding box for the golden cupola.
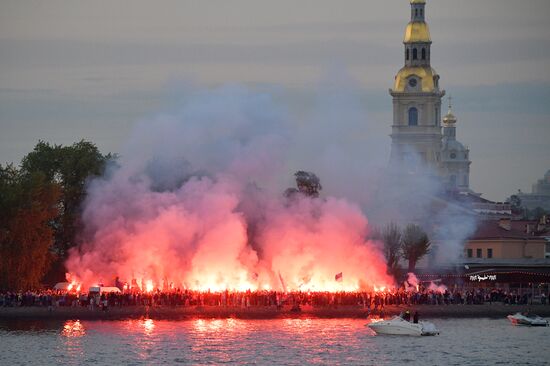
[443,97,457,126]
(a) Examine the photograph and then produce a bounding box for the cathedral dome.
[443,111,457,126]
[404,22,431,43]
[441,137,469,164]
[445,139,466,152]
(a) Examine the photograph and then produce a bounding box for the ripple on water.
[0,318,548,365]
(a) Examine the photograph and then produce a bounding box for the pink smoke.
[404,272,419,292]
[67,175,392,291]
[65,86,394,292]
[428,282,448,294]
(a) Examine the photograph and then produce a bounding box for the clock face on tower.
[408,78,417,87]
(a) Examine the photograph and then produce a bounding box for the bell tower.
[389,0,445,169]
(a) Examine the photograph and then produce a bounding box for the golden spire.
[404,0,430,43]
[393,0,438,93]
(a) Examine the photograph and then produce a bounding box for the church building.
[389,0,471,193]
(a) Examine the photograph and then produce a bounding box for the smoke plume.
[67,84,394,291]
[67,78,478,291]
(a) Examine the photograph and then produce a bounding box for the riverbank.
[1,304,550,320]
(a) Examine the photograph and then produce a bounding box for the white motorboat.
[367,316,439,336]
[507,312,549,327]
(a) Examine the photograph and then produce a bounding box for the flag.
[335,272,343,282]
[278,271,287,293]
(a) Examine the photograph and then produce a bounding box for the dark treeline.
[0,140,112,290]
[509,193,549,221]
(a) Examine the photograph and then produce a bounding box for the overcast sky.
[1,0,549,201]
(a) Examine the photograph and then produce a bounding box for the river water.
[0,317,548,365]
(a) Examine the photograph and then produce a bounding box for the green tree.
[295,171,322,197]
[0,165,60,290]
[21,140,111,258]
[285,171,322,199]
[401,224,431,273]
[508,194,525,217]
[382,222,402,276]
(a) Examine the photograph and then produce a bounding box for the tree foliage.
[509,194,522,215]
[285,171,322,199]
[401,224,431,273]
[21,140,112,257]
[382,222,402,276]
[0,140,112,289]
[0,166,60,290]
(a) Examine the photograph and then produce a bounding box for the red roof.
[470,220,548,240]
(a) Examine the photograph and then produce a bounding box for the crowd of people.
[0,286,547,310]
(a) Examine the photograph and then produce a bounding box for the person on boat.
[403,309,411,321]
[413,311,419,324]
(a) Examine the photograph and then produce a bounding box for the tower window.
[408,107,418,126]
[422,48,426,60]
[420,9,423,17]
[413,48,418,60]
[450,175,457,187]
[415,9,418,17]
[406,48,409,60]
[476,249,482,258]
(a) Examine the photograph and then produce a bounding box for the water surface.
[0,317,547,365]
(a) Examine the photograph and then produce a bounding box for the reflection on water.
[140,318,155,335]
[193,318,241,334]
[189,318,249,364]
[283,317,312,332]
[60,320,86,362]
[0,317,548,365]
[61,320,85,338]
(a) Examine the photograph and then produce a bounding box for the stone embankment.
[1,304,550,321]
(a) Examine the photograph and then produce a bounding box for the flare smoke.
[67,81,477,291]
